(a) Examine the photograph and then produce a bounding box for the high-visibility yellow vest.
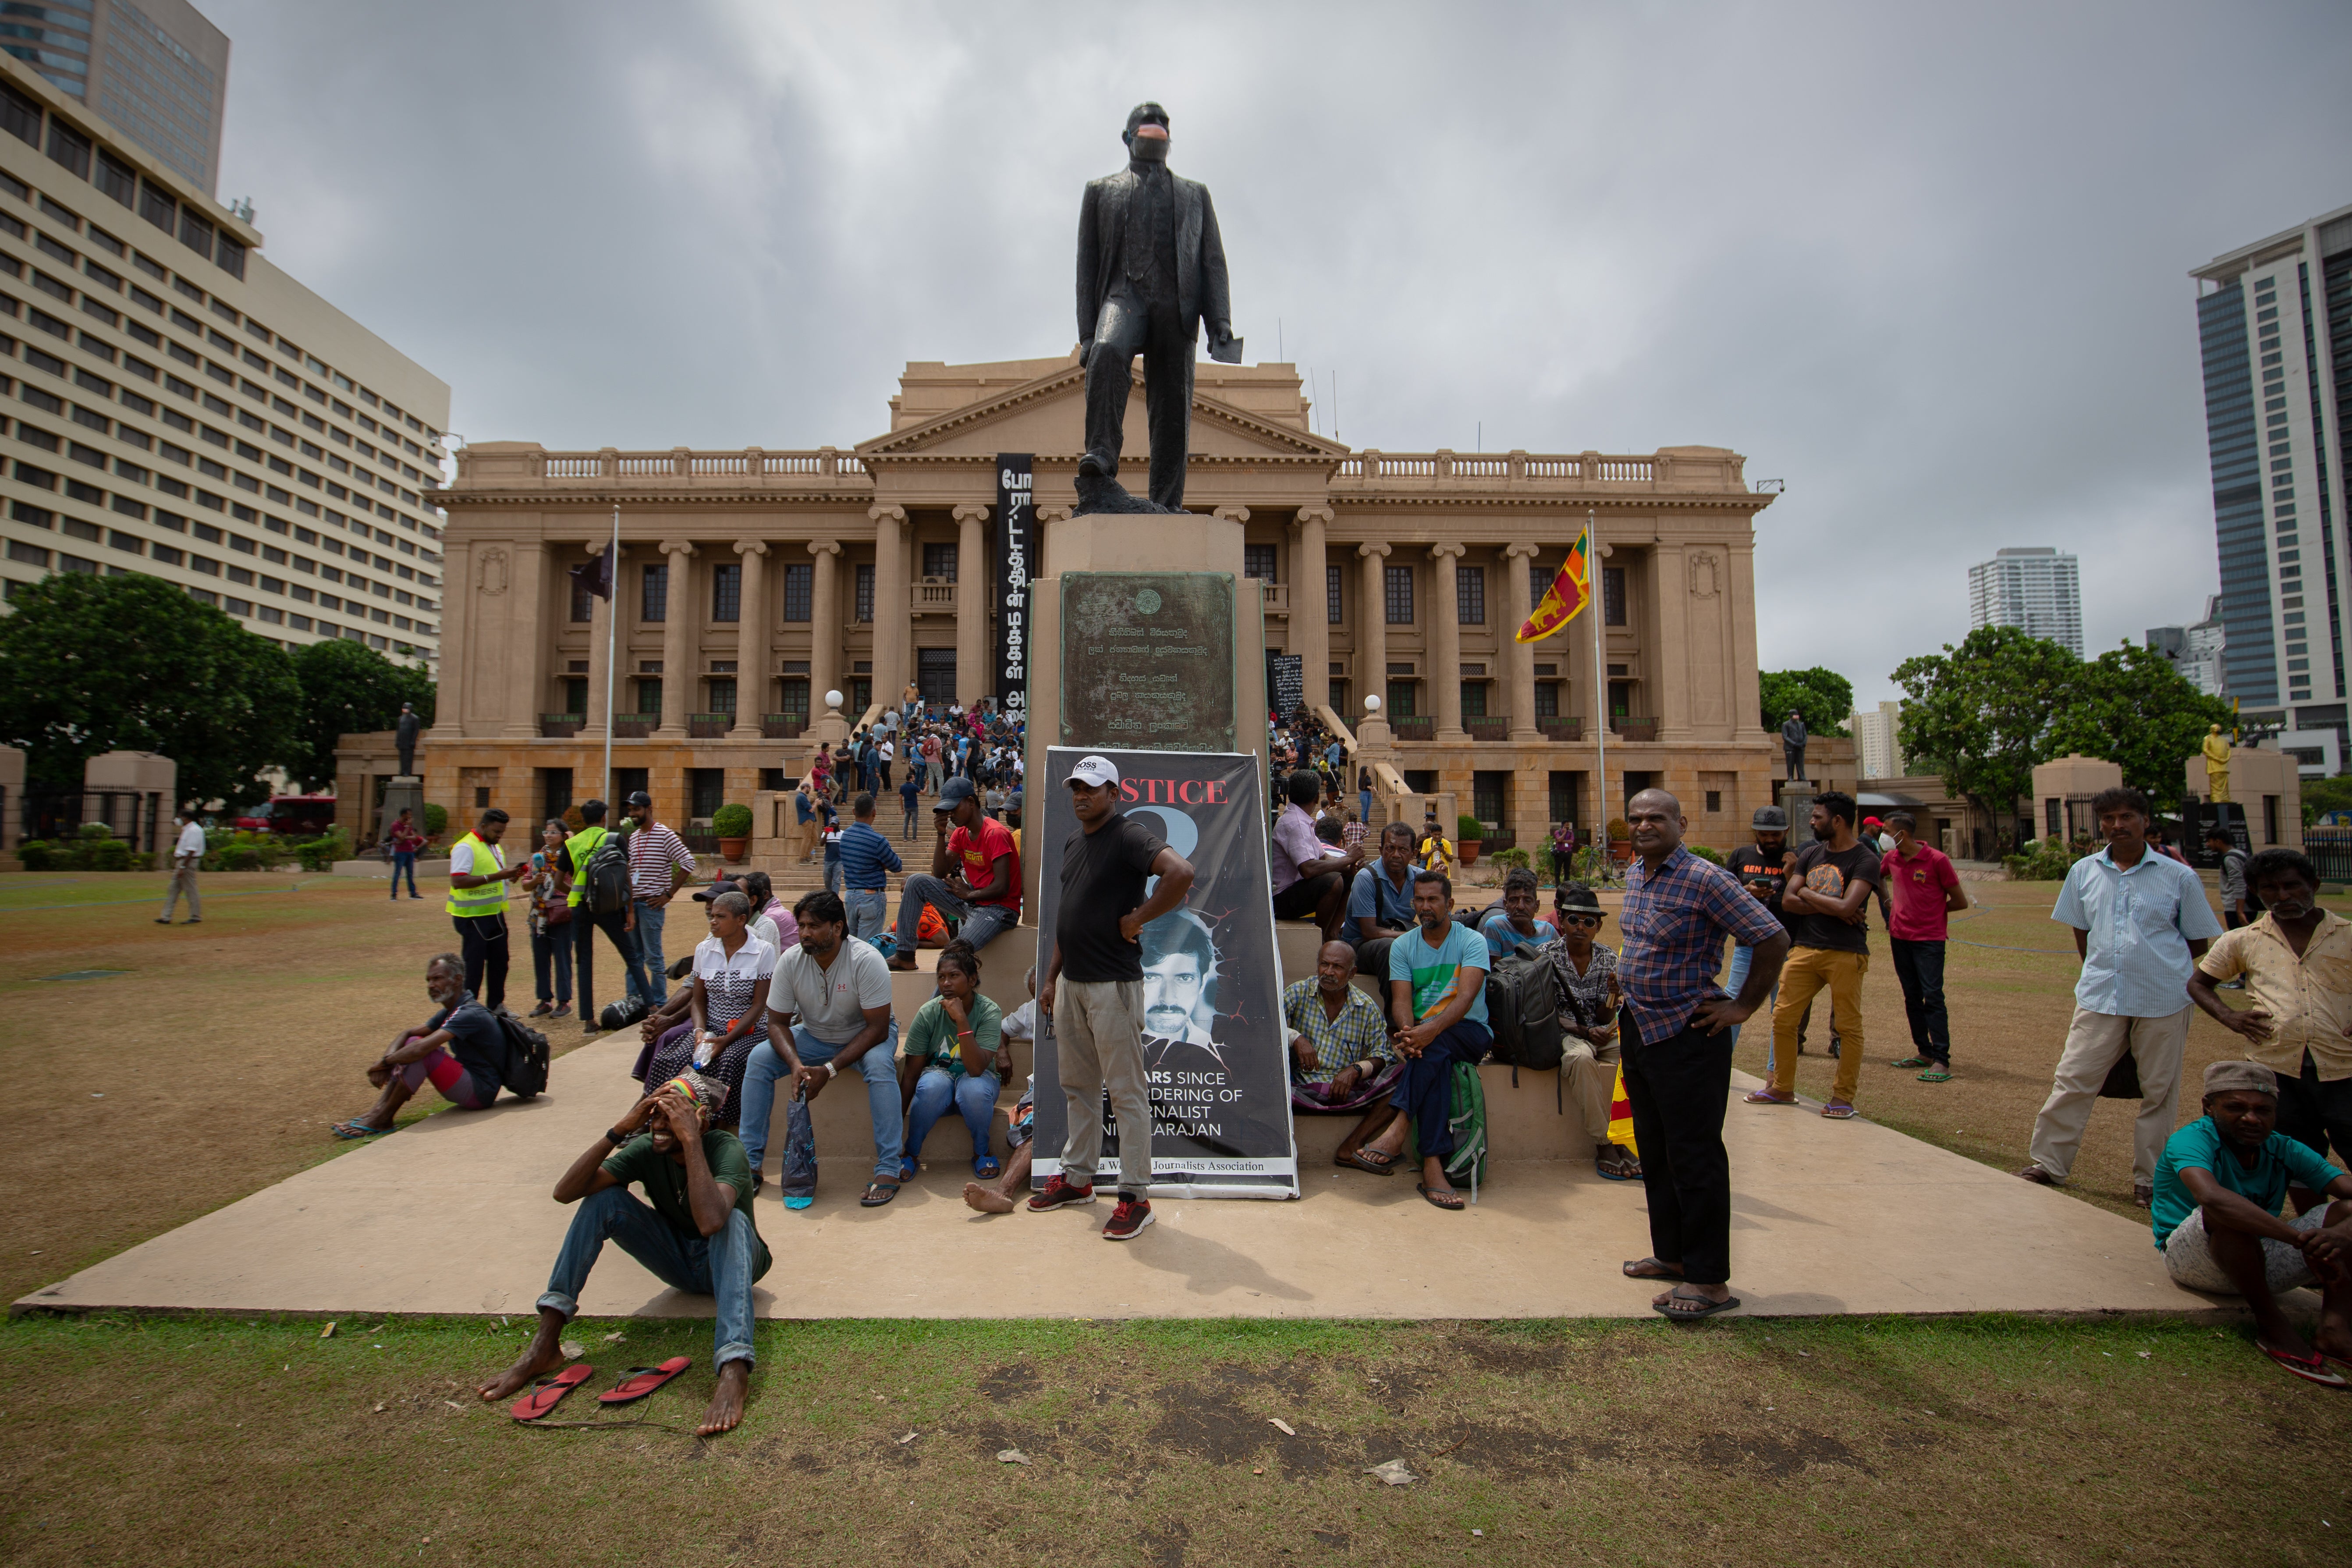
[445,831,508,918]
[564,826,609,909]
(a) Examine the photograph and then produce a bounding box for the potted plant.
[711,802,754,863]
[1607,816,1633,867]
[1457,811,1484,866]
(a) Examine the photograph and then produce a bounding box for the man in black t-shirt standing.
[1746,790,1881,1119]
[1721,805,1793,1052]
[1032,754,1197,1240]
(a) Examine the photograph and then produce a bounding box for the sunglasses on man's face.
[1557,912,1603,928]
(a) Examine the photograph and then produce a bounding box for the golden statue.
[2201,723,2231,803]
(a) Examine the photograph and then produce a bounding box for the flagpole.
[603,503,618,807]
[1590,506,1605,873]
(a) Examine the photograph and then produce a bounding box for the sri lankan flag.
[1516,526,1590,642]
[1607,1063,1638,1155]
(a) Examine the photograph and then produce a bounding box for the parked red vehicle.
[233,795,339,837]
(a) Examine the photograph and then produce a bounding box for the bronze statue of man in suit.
[1075,102,1242,514]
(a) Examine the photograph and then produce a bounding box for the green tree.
[0,572,298,806]
[286,638,436,791]
[2302,773,2352,827]
[1891,625,2079,824]
[2042,641,2231,812]
[1759,667,1854,737]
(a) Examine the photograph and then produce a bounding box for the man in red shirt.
[890,776,1022,969]
[1881,810,1968,1082]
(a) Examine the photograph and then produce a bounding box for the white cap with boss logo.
[1067,755,1120,788]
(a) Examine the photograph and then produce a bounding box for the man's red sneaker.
[1102,1196,1153,1241]
[1026,1176,1096,1211]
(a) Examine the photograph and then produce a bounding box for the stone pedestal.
[1020,511,1266,910]
[380,774,425,848]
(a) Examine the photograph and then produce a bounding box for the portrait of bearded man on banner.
[1140,908,1223,1061]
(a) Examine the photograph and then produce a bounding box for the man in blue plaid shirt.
[1617,788,1789,1321]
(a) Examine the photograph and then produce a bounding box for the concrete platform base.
[16,1030,2221,1323]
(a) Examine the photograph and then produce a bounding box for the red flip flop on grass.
[508,1362,595,1421]
[598,1356,692,1405]
[2259,1341,2350,1391]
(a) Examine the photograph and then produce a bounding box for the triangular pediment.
[858,362,1347,464]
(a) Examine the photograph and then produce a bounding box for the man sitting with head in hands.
[477,1071,768,1436]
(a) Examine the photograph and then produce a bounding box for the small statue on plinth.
[1072,102,1242,516]
[2202,722,2231,803]
[395,702,421,777]
[1780,710,1808,784]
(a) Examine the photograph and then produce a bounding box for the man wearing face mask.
[1074,101,1242,512]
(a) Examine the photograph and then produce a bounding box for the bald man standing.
[1614,789,1789,1321]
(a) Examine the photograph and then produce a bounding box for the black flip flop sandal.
[1416,1182,1465,1211]
[1655,1288,1740,1321]
[860,1181,899,1207]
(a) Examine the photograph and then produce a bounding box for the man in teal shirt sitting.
[1387,869,1490,1212]
[2151,1060,2352,1387]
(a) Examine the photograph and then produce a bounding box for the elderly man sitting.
[2152,1059,2352,1387]
[1284,940,1404,1173]
[333,953,519,1139]
[477,1071,768,1436]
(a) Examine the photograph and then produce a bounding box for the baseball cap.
[625,790,653,808]
[1752,805,1788,830]
[935,776,978,811]
[1863,816,1884,828]
[1068,754,1120,788]
[692,878,740,903]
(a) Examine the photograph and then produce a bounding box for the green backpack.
[1444,1059,1488,1203]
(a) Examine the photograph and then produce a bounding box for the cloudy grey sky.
[204,0,2351,706]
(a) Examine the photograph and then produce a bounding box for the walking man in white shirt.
[157,809,206,925]
[2019,787,2224,1206]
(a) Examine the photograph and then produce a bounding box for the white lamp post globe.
[1363,695,1381,714]
[825,689,844,711]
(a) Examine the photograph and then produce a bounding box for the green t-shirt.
[902,993,1004,1079]
[2150,1116,2343,1249]
[601,1129,771,1279]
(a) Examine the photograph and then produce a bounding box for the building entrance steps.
[18,1026,2229,1323]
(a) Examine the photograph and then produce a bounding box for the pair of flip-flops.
[508,1356,692,1421]
[2259,1341,2352,1391]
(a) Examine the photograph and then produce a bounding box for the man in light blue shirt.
[2020,786,2222,1203]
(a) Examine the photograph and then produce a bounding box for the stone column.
[729,539,770,739]
[1430,543,1467,741]
[953,503,989,707]
[654,540,696,738]
[583,542,625,734]
[1357,542,1389,719]
[808,539,842,714]
[1291,506,1331,713]
[432,538,472,738]
[1504,542,1541,741]
[869,504,909,721]
[1650,543,1692,741]
[500,540,549,741]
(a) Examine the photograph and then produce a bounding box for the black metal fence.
[19,786,165,851]
[2304,828,2352,885]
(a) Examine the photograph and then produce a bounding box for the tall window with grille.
[1326,564,1343,624]
[569,574,593,623]
[922,543,957,581]
[1603,566,1627,626]
[1457,564,1486,625]
[640,562,667,623]
[1384,564,1414,624]
[1243,543,1277,580]
[781,563,812,622]
[707,674,737,716]
[1472,771,1508,827]
[710,563,741,622]
[855,564,875,622]
[635,674,660,718]
[1529,562,1551,619]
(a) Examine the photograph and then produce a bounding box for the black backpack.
[1484,951,1565,1074]
[492,1006,550,1098]
[582,827,632,915]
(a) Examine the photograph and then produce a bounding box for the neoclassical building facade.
[355,354,1778,854]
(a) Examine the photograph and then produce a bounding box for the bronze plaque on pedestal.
[1060,572,1235,753]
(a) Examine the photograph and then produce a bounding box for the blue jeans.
[738,1021,903,1181]
[632,899,669,1002]
[894,874,1020,954]
[1359,789,1373,826]
[906,1067,1000,1164]
[845,888,888,943]
[389,850,417,898]
[530,924,572,1006]
[824,858,842,896]
[537,1185,762,1369]
[1724,942,1779,1056]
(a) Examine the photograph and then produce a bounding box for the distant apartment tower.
[0,58,452,670]
[1967,547,2082,656]
[0,0,226,194]
[2146,595,2226,697]
[1848,699,1904,780]
[2190,202,2352,752]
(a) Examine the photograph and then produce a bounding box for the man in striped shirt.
[626,791,702,1004]
[837,791,904,943]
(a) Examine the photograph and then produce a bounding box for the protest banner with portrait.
[1031,746,1298,1198]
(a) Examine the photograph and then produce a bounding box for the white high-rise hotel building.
[1967,546,2082,656]
[2191,203,2352,754]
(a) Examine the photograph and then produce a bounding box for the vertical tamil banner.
[1032,746,1298,1198]
[994,454,1033,720]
